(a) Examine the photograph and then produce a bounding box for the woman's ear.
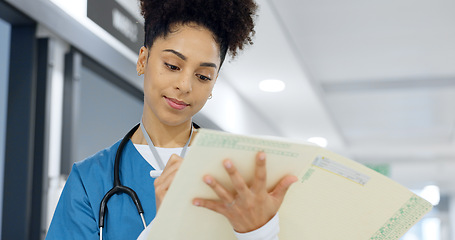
[136,46,148,75]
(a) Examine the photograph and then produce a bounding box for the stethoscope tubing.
[98,123,146,240]
[98,122,198,239]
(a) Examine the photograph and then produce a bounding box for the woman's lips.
[165,97,189,110]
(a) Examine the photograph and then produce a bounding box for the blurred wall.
[0,17,11,237]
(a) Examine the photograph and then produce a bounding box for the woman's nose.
[175,73,192,93]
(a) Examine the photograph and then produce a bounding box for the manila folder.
[145,129,432,240]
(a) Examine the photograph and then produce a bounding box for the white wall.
[201,75,282,137]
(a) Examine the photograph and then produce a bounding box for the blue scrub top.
[46,139,157,240]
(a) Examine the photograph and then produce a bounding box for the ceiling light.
[259,79,285,92]
[307,137,328,148]
[420,185,440,206]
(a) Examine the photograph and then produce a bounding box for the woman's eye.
[165,63,180,71]
[196,74,211,81]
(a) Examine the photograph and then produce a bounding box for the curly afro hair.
[140,0,258,66]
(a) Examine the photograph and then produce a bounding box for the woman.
[46,0,297,239]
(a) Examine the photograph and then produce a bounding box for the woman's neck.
[131,115,193,148]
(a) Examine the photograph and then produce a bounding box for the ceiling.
[24,0,454,192]
[41,0,454,168]
[212,0,455,180]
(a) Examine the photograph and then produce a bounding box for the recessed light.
[307,137,328,147]
[420,185,440,206]
[259,79,285,92]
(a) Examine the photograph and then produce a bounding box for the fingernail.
[292,176,299,183]
[259,152,266,161]
[224,161,232,169]
[204,177,212,184]
[193,200,200,206]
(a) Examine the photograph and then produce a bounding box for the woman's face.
[137,24,221,127]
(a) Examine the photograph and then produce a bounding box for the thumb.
[270,175,298,200]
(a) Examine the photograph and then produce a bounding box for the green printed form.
[194,131,300,158]
[144,129,432,240]
[370,196,433,240]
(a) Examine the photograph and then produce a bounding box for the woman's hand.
[192,152,298,233]
[154,154,183,210]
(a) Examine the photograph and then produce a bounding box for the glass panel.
[0,17,11,236]
[74,64,143,163]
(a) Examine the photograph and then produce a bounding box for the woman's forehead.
[154,24,221,62]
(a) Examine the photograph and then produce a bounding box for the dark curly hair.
[140,0,258,66]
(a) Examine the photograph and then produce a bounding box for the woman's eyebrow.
[163,49,186,60]
[200,62,218,70]
[163,49,218,70]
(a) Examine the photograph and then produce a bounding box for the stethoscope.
[98,121,194,240]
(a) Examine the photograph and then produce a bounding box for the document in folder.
[146,129,432,240]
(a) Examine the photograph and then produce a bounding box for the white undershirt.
[133,144,279,240]
[134,144,181,177]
